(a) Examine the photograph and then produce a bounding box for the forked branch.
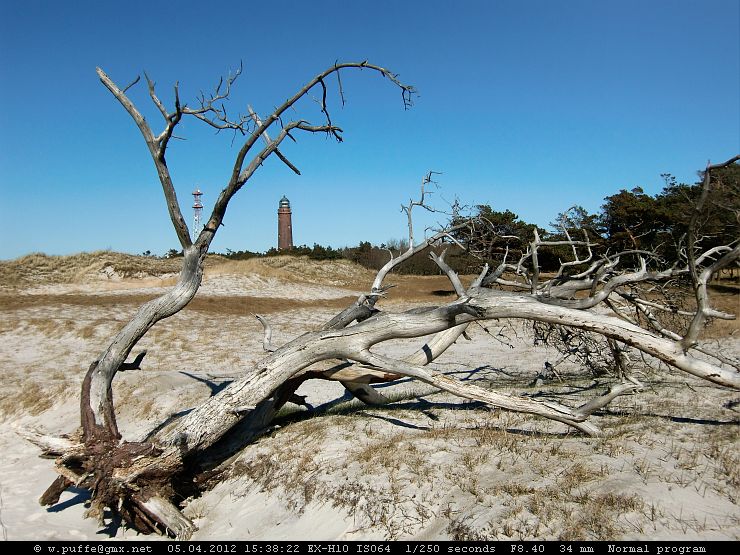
[681,155,740,350]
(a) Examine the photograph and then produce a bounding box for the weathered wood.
[39,475,72,506]
[143,286,739,459]
[340,381,390,405]
[82,246,206,443]
[254,314,276,352]
[354,350,602,436]
[56,253,740,535]
[133,494,196,540]
[18,429,76,457]
[97,68,192,249]
[575,383,641,416]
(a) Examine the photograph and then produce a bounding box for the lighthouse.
[277,195,293,250]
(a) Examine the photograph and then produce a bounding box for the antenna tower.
[192,188,203,240]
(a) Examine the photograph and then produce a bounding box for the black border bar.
[8,540,732,555]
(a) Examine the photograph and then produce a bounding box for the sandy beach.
[1,254,738,541]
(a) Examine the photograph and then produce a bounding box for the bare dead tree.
[36,60,417,536]
[25,62,739,538]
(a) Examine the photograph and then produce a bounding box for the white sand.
[1,269,738,541]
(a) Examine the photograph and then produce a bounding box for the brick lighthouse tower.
[277,195,293,250]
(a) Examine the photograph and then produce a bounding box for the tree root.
[34,436,196,539]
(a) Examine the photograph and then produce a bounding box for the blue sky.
[1,0,738,260]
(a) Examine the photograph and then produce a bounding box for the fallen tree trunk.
[155,287,740,454]
[43,282,738,536]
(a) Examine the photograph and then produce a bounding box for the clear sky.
[1,0,738,260]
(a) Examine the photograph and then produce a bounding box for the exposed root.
[17,428,77,457]
[34,437,194,538]
[39,476,73,506]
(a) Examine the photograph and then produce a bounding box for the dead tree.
[26,61,739,538]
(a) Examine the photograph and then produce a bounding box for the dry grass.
[210,256,375,287]
[0,251,191,288]
[0,251,371,289]
[0,292,359,315]
[218,374,740,540]
[703,285,740,338]
[0,377,72,419]
[230,416,329,512]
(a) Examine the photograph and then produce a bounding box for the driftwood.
[25,61,739,538]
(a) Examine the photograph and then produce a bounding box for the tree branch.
[247,105,301,175]
[214,61,415,236]
[353,350,602,435]
[96,67,192,249]
[254,314,276,353]
[681,243,740,350]
[681,154,740,350]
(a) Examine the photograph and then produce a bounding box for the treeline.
[452,164,739,274]
[155,240,459,275]
[155,164,738,276]
[210,241,457,275]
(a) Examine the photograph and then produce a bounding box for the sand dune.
[0,253,738,541]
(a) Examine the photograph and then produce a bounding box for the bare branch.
[335,61,345,107]
[575,383,641,416]
[680,155,740,351]
[340,381,390,405]
[538,264,676,310]
[530,229,541,293]
[681,243,740,350]
[322,294,376,330]
[247,106,301,175]
[401,171,440,246]
[550,228,594,285]
[144,72,169,121]
[133,494,196,540]
[121,75,141,94]
[369,222,469,296]
[19,428,77,457]
[219,61,415,226]
[353,350,602,436]
[254,314,276,353]
[471,262,490,288]
[71,60,739,541]
[430,249,465,297]
[96,68,192,249]
[181,62,250,133]
[481,247,511,286]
